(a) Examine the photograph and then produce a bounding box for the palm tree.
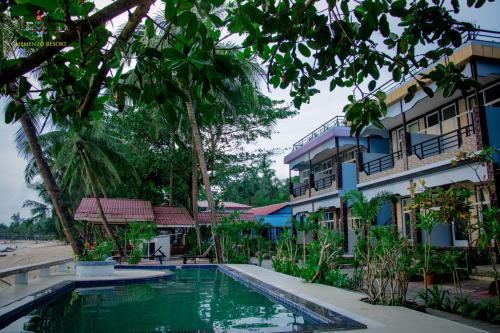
[18,119,139,257]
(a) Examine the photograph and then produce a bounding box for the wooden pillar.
[340,199,349,252]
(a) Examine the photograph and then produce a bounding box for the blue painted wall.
[485,106,500,163]
[339,162,357,194]
[254,206,292,228]
[375,201,392,226]
[369,138,390,154]
[422,224,452,246]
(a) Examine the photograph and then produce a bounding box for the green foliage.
[418,287,500,324]
[222,0,487,132]
[343,190,410,305]
[301,228,344,284]
[325,269,351,289]
[213,212,269,264]
[417,285,450,310]
[78,240,113,262]
[127,222,157,265]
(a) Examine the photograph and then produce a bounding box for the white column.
[15,273,28,285]
[39,268,50,278]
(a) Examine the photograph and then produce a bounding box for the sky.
[0,0,499,224]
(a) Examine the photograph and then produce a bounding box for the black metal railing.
[292,183,308,197]
[362,150,403,175]
[292,116,347,151]
[364,29,500,99]
[314,174,336,191]
[411,125,474,160]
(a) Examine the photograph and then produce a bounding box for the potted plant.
[75,240,115,277]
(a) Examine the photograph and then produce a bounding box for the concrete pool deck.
[0,269,167,311]
[227,264,494,333]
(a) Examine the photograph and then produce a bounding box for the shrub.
[78,240,113,261]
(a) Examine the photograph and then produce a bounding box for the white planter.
[76,260,115,277]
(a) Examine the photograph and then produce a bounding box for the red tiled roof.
[248,202,289,216]
[75,198,154,222]
[197,200,251,210]
[153,206,194,226]
[196,212,255,224]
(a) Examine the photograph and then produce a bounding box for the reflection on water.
[1,269,314,333]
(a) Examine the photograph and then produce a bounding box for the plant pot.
[76,260,115,277]
[425,274,434,286]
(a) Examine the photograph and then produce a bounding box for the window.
[344,148,357,162]
[484,83,500,107]
[426,112,440,128]
[324,211,335,229]
[401,198,413,242]
[301,169,309,184]
[441,104,457,121]
[407,121,419,133]
[313,159,333,180]
[396,127,405,158]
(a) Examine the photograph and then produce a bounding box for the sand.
[0,240,72,286]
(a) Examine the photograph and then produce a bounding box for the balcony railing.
[292,116,346,151]
[365,29,500,99]
[411,125,474,160]
[314,174,336,191]
[362,151,403,175]
[292,183,308,197]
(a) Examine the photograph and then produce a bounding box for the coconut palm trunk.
[78,147,125,258]
[192,146,202,252]
[184,89,223,262]
[18,107,83,255]
[169,162,174,206]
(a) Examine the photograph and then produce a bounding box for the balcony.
[291,183,308,197]
[291,116,347,151]
[411,125,474,160]
[314,174,336,191]
[362,151,403,175]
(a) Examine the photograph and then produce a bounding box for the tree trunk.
[192,146,202,253]
[79,148,125,257]
[18,109,83,255]
[169,162,174,206]
[184,89,223,262]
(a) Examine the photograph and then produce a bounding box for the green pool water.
[2,268,316,333]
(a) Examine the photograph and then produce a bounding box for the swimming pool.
[0,266,365,332]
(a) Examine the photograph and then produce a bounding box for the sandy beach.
[0,240,72,286]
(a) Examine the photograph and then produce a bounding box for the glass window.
[484,84,500,107]
[441,104,457,121]
[301,169,309,184]
[426,112,439,128]
[407,121,419,133]
[401,198,413,242]
[324,211,335,229]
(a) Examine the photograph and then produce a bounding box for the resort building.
[248,202,292,242]
[75,198,255,255]
[284,31,500,253]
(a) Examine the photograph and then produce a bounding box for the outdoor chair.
[182,244,214,264]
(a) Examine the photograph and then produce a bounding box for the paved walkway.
[227,264,496,333]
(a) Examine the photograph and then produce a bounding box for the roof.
[75,198,154,222]
[153,206,194,227]
[197,200,251,210]
[248,202,289,216]
[196,212,255,224]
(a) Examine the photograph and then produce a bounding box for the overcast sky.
[0,0,499,224]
